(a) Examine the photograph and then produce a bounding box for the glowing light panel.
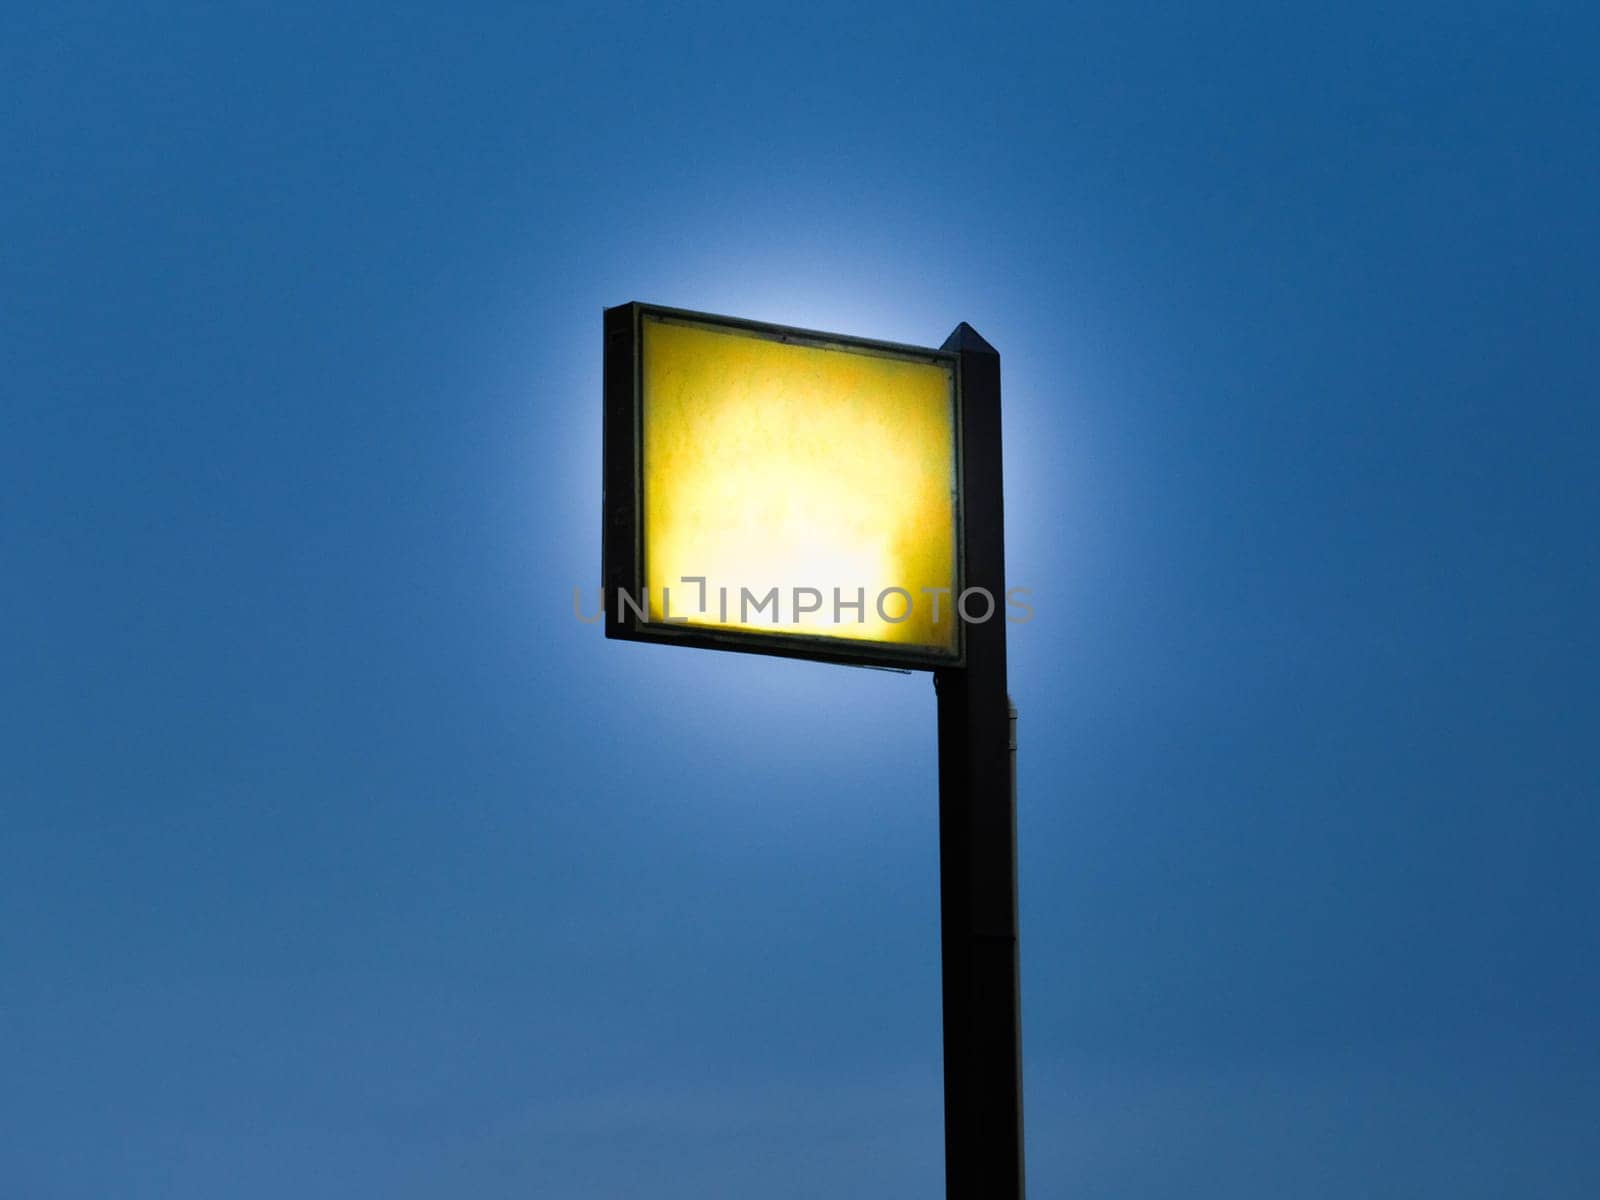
[639,312,959,658]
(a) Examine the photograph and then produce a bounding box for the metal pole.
[935,322,1024,1198]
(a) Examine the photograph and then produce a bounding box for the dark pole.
[936,322,1024,1198]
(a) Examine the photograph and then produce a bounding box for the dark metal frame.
[603,301,965,670]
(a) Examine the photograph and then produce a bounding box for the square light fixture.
[604,303,964,668]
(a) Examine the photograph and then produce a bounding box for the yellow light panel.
[640,314,959,656]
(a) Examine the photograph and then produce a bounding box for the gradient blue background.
[4,3,1596,1196]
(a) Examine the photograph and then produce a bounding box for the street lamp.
[603,302,1023,1199]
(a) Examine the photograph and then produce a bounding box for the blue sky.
[3,2,1596,1196]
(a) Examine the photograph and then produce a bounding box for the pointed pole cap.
[942,321,997,355]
